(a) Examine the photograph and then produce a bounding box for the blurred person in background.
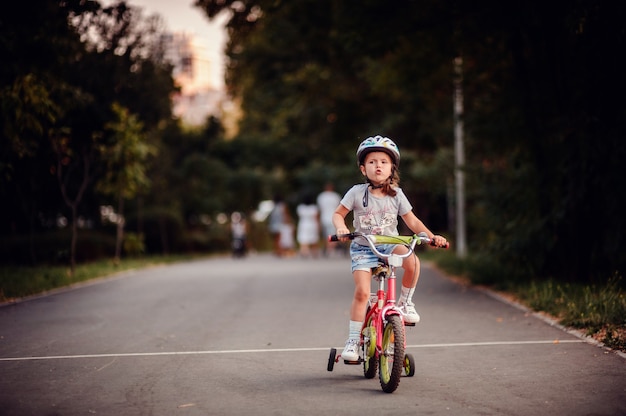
[268,194,287,256]
[317,182,342,256]
[279,211,297,257]
[231,211,248,258]
[296,193,320,258]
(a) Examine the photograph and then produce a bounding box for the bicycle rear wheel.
[379,314,405,393]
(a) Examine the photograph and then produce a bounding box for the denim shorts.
[350,242,397,272]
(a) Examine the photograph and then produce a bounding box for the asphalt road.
[0,253,624,416]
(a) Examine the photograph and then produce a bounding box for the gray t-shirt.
[340,184,413,242]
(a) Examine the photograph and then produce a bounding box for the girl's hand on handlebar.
[335,228,351,242]
[431,234,449,248]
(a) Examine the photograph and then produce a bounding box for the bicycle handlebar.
[328,232,449,250]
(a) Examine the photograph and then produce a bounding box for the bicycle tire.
[362,316,377,379]
[379,315,405,393]
[327,348,336,371]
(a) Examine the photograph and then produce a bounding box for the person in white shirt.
[296,194,320,258]
[317,182,341,256]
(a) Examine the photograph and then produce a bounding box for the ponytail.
[382,167,399,197]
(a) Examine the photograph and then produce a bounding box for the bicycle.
[326,232,447,393]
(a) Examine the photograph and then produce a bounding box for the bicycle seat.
[371,264,389,280]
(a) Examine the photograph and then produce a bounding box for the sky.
[119,0,228,88]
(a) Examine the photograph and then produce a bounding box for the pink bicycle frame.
[362,251,406,354]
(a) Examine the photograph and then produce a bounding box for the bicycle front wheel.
[362,314,377,379]
[379,314,405,393]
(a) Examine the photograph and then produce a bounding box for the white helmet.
[356,135,400,166]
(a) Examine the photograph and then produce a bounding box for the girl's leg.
[401,253,420,289]
[350,270,372,322]
[394,246,421,323]
[342,270,371,361]
[391,245,421,288]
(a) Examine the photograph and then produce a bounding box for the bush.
[0,230,116,265]
[123,233,145,257]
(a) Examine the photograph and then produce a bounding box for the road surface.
[1,254,624,415]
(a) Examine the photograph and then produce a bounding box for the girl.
[332,135,448,361]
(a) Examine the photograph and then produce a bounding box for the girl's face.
[360,151,393,185]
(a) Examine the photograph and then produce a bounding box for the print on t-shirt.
[380,213,396,228]
[357,210,397,235]
[358,212,377,229]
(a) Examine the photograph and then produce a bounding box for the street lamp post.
[454,56,467,258]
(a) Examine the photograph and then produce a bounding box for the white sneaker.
[399,302,421,324]
[341,339,360,361]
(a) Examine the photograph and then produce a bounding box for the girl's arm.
[401,211,449,247]
[401,211,434,238]
[332,204,351,237]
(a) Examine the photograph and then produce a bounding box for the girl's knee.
[354,287,370,302]
[403,255,420,275]
[353,270,371,302]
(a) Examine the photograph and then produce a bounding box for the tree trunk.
[70,203,78,275]
[114,194,125,265]
[55,148,91,276]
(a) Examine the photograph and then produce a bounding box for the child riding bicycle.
[332,135,448,362]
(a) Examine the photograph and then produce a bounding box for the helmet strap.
[363,176,390,207]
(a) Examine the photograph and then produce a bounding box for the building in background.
[162,32,224,126]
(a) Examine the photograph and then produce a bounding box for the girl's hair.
[382,169,400,197]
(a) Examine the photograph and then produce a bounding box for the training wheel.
[404,353,416,377]
[327,348,337,371]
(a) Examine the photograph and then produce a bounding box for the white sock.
[399,286,415,305]
[348,320,362,340]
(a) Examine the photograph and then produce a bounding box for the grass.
[0,255,200,303]
[519,276,626,351]
[422,249,626,352]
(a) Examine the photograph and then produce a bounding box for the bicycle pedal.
[404,322,416,327]
[343,359,361,365]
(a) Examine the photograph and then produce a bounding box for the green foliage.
[0,0,177,265]
[558,276,626,330]
[0,74,59,161]
[2,0,626,289]
[134,206,184,255]
[434,251,626,351]
[520,275,626,350]
[0,230,116,266]
[193,0,626,285]
[98,103,155,200]
[123,232,145,257]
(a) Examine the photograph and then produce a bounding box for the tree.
[1,0,176,267]
[51,126,98,273]
[98,103,155,263]
[0,0,92,269]
[195,0,626,282]
[0,74,63,262]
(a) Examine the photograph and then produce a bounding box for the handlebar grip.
[430,240,450,249]
[328,233,355,242]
